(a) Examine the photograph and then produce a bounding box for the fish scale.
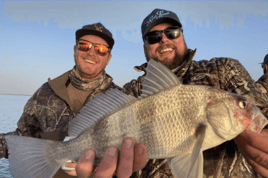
[5,59,268,178]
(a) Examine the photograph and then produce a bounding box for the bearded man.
[70,9,268,178]
[256,54,268,96]
[122,8,268,178]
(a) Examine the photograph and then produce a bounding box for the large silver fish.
[5,60,268,178]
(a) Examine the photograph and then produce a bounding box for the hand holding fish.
[65,137,147,178]
[235,129,268,177]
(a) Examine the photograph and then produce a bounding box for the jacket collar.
[174,48,196,80]
[48,70,72,107]
[48,69,113,109]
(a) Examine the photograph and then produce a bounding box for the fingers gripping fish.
[5,59,268,178]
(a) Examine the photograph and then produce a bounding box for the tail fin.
[5,135,67,178]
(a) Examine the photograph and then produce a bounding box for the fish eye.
[238,100,247,108]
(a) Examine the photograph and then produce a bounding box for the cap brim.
[143,17,182,37]
[76,29,114,49]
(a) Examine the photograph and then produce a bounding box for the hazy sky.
[0,0,268,95]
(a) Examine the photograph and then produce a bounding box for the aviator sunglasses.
[77,39,111,56]
[144,26,182,45]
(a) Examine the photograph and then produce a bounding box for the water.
[0,95,31,178]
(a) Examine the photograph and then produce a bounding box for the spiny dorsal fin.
[68,88,137,137]
[140,59,181,98]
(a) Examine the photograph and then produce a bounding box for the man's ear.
[143,43,146,55]
[266,64,268,71]
[73,45,77,57]
[106,54,112,66]
[143,43,150,62]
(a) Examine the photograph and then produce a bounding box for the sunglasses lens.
[146,32,162,44]
[95,45,109,56]
[145,27,181,44]
[78,40,109,56]
[78,41,92,51]
[165,28,181,39]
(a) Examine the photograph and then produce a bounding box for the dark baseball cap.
[141,8,182,38]
[260,54,268,65]
[76,22,114,49]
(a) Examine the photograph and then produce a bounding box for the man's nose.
[87,45,95,55]
[160,32,170,43]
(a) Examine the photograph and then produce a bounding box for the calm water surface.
[0,95,30,178]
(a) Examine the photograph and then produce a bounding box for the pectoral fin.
[169,123,206,178]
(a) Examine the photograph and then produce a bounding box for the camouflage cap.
[76,22,114,49]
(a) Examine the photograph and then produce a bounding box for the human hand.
[234,129,268,177]
[64,137,147,178]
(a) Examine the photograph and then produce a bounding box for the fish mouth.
[248,114,268,133]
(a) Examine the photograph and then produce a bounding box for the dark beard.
[165,48,188,70]
[146,39,189,70]
[155,44,188,70]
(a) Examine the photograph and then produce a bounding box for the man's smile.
[160,47,173,54]
[84,58,96,64]
[85,60,96,64]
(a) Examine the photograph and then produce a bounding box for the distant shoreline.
[0,93,31,96]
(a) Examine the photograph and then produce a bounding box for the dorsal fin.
[140,59,181,98]
[68,88,137,137]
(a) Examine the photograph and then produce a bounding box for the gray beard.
[76,64,90,79]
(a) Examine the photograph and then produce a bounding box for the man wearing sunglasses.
[0,22,147,178]
[121,9,268,178]
[256,54,268,96]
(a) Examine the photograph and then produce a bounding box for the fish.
[5,59,268,178]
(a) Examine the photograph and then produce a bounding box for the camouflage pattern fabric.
[124,49,268,178]
[256,73,268,97]
[69,66,105,90]
[256,83,267,94]
[0,70,121,158]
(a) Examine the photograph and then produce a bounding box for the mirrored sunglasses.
[77,39,110,56]
[144,27,182,44]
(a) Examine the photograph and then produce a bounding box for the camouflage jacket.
[124,49,268,178]
[0,70,121,178]
[256,73,268,97]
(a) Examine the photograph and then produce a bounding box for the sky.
[0,0,268,95]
